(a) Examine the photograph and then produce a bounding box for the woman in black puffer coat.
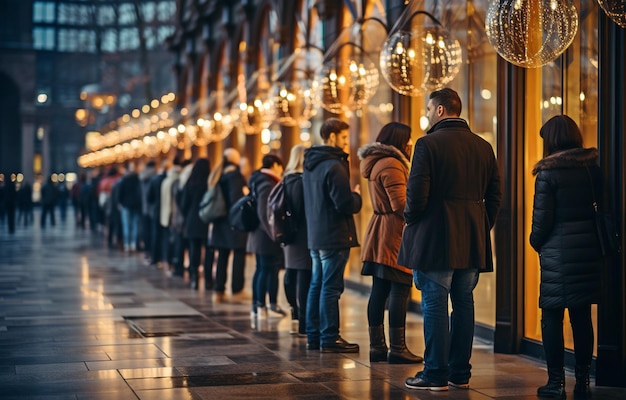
[530,115,602,399]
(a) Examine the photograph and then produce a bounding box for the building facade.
[75,0,626,386]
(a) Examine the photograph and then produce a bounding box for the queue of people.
[0,87,602,399]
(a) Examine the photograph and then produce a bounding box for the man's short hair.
[429,88,462,116]
[261,154,283,169]
[320,118,350,141]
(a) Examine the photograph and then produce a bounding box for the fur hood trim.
[357,142,409,168]
[532,147,598,175]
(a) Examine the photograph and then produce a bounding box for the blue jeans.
[120,208,140,250]
[306,249,350,345]
[414,268,480,385]
[253,254,282,307]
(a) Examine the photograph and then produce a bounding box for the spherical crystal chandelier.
[272,80,319,127]
[314,18,385,115]
[380,11,462,97]
[232,96,274,134]
[317,54,379,114]
[485,0,579,68]
[271,48,322,126]
[597,0,626,28]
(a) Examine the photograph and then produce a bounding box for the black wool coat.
[530,147,602,309]
[180,181,208,240]
[283,172,312,271]
[397,118,501,271]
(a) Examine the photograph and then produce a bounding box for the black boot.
[574,364,591,399]
[388,327,423,364]
[537,368,565,399]
[369,325,388,362]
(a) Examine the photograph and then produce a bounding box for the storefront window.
[523,0,599,350]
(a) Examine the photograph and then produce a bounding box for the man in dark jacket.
[400,88,501,391]
[118,162,143,252]
[302,118,362,353]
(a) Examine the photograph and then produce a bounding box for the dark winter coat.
[530,147,602,309]
[302,145,362,250]
[283,172,312,271]
[117,172,142,211]
[358,142,411,275]
[209,163,248,250]
[398,118,501,271]
[180,180,208,240]
[246,169,283,257]
[40,181,58,206]
[146,172,166,220]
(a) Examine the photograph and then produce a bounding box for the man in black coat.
[400,88,501,391]
[302,118,362,353]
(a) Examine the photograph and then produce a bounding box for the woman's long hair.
[186,158,210,188]
[375,122,412,159]
[284,144,306,175]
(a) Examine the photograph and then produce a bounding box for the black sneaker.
[405,374,448,391]
[306,342,319,350]
[321,337,359,353]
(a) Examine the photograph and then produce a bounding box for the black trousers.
[541,305,594,369]
[214,248,246,293]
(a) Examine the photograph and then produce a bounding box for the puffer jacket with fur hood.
[530,147,602,309]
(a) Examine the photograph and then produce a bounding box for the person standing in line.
[171,159,193,277]
[117,162,143,252]
[248,154,287,319]
[303,118,362,353]
[139,160,157,257]
[146,159,169,268]
[40,174,58,228]
[400,88,501,391]
[180,158,210,290]
[160,157,181,273]
[281,144,312,335]
[209,148,249,300]
[530,115,602,400]
[357,122,423,364]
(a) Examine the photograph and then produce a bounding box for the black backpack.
[266,177,297,246]
[228,184,259,232]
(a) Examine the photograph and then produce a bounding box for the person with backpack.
[278,144,312,335]
[358,122,422,364]
[209,148,249,300]
[247,154,287,319]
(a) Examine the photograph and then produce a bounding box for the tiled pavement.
[1,214,625,399]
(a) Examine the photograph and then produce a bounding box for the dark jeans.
[215,248,246,293]
[368,275,411,328]
[150,222,166,263]
[172,233,188,275]
[306,248,350,345]
[40,204,56,227]
[541,305,594,370]
[188,238,206,280]
[284,268,312,334]
[414,268,480,385]
[252,253,282,308]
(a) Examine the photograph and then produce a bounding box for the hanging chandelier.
[380,11,462,97]
[485,0,579,68]
[315,19,385,114]
[271,48,322,127]
[597,0,626,28]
